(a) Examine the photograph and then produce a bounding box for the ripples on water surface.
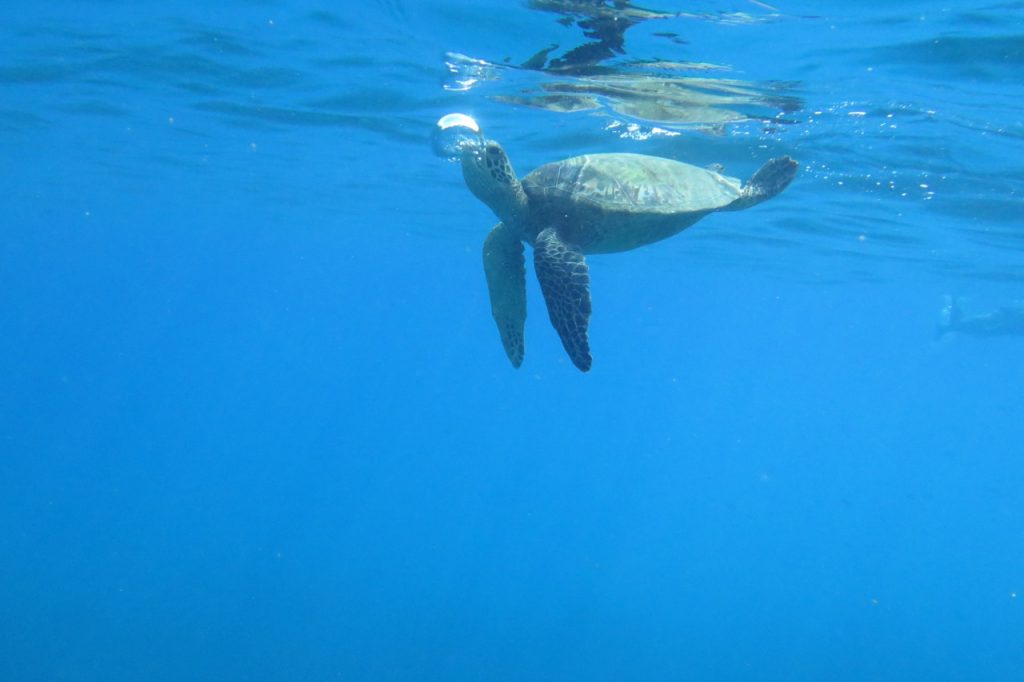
[3,0,1021,285]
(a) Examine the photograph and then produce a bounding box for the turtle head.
[461,139,528,228]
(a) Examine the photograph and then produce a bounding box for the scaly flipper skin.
[728,155,799,210]
[483,222,527,367]
[533,227,592,372]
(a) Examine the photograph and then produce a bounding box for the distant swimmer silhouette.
[937,295,1024,339]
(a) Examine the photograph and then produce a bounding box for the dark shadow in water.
[523,0,684,73]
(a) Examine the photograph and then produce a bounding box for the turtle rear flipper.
[483,222,527,367]
[534,227,592,372]
[731,155,798,210]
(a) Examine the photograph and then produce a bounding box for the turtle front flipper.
[533,227,593,372]
[483,222,527,367]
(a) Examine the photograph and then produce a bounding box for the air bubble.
[432,113,484,161]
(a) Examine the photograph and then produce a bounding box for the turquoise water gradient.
[2,2,1022,680]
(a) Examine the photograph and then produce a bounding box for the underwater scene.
[1,1,1023,680]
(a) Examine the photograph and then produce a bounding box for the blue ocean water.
[2,1,1023,679]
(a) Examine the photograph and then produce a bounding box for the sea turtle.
[461,139,798,371]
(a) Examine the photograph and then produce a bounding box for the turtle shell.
[522,152,742,215]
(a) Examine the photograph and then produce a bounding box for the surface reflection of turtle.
[461,139,798,371]
[494,74,780,127]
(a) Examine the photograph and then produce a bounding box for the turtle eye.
[484,147,501,168]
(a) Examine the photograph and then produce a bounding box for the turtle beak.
[460,139,486,169]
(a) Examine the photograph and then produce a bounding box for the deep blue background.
[2,1,1023,680]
